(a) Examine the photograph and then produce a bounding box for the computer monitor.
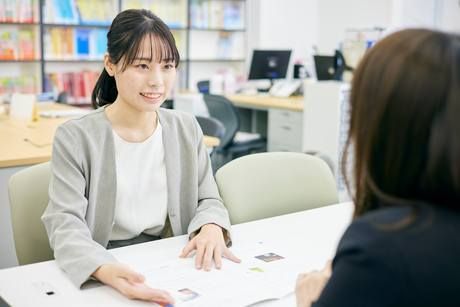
[314,50,350,81]
[248,50,292,82]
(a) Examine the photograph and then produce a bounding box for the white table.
[0,203,354,307]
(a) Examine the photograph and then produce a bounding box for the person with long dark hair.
[42,9,240,304]
[296,28,460,306]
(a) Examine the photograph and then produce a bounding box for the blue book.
[75,29,90,58]
[94,30,107,57]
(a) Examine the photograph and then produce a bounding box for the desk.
[0,104,220,269]
[227,94,304,152]
[0,202,354,307]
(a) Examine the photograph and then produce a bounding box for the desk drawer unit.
[268,109,303,152]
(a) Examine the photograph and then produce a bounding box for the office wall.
[391,0,460,32]
[317,0,392,53]
[437,0,460,32]
[247,0,318,77]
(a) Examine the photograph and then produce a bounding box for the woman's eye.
[137,64,149,70]
[164,63,174,69]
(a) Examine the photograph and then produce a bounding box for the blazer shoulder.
[57,107,108,135]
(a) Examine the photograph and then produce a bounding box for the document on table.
[138,241,302,307]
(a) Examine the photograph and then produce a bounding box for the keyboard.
[39,109,91,118]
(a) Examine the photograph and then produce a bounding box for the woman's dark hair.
[91,9,180,108]
[342,28,460,217]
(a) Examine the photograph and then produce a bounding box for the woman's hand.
[295,261,332,307]
[92,263,174,305]
[180,223,241,270]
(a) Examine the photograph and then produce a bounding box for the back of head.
[344,28,460,215]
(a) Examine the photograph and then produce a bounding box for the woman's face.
[105,35,177,113]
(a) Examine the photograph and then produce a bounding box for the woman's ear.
[104,53,115,76]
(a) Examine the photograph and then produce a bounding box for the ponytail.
[91,68,118,109]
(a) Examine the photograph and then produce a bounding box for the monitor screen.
[248,50,292,80]
[314,55,335,81]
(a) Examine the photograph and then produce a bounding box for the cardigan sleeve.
[186,117,233,246]
[41,125,117,288]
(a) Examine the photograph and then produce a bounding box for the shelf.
[0,0,247,91]
[0,22,39,26]
[43,23,110,29]
[188,58,245,62]
[44,59,103,63]
[167,26,188,31]
[189,27,245,32]
[0,59,40,63]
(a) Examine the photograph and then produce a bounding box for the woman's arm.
[42,125,117,287]
[181,117,240,269]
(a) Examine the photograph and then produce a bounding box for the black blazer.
[314,202,460,307]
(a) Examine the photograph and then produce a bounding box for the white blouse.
[110,122,168,240]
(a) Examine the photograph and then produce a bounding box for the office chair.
[196,116,226,158]
[202,94,266,170]
[8,162,53,264]
[215,152,338,224]
[196,116,226,139]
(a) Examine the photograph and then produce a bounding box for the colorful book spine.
[0,0,37,23]
[0,75,37,94]
[45,27,107,60]
[44,71,99,104]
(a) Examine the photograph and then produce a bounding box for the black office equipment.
[314,50,352,81]
[248,50,292,84]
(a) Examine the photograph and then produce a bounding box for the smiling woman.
[41,9,240,305]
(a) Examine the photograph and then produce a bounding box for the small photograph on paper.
[249,267,264,273]
[255,252,284,262]
[177,288,200,301]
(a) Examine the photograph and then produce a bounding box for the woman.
[42,9,239,304]
[296,28,460,307]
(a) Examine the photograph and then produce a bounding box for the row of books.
[0,75,37,94]
[44,27,107,60]
[190,0,245,29]
[43,0,117,25]
[0,0,38,23]
[0,27,36,60]
[123,0,187,28]
[44,71,100,104]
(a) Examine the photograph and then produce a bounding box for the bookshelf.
[0,0,247,105]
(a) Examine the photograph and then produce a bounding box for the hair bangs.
[121,29,179,70]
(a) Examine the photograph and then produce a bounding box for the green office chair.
[8,162,53,265]
[215,152,339,224]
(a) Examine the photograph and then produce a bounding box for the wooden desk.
[0,203,354,307]
[227,94,303,112]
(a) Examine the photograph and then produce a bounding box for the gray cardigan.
[41,107,231,288]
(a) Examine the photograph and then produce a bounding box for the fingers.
[323,260,332,277]
[180,240,196,258]
[222,248,241,263]
[194,240,206,269]
[202,244,215,271]
[115,278,174,304]
[213,246,222,269]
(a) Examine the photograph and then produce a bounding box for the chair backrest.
[196,115,226,140]
[215,152,339,224]
[8,162,53,264]
[202,94,239,149]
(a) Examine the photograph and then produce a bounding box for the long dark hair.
[91,9,180,108]
[342,28,460,217]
